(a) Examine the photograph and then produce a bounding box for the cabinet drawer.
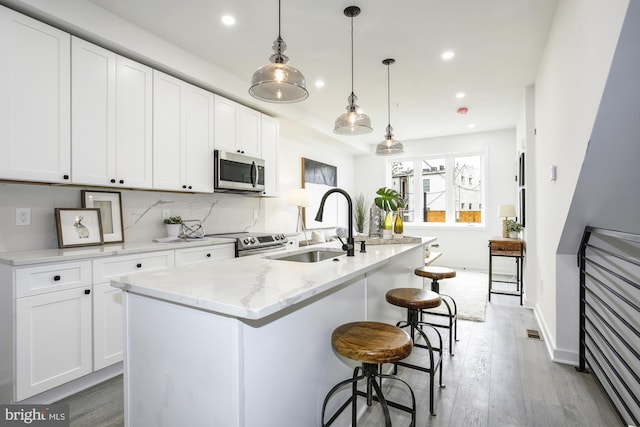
[93,251,174,283]
[175,244,234,266]
[15,261,92,298]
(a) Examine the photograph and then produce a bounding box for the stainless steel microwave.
[214,150,265,193]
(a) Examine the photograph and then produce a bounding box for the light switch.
[16,208,31,226]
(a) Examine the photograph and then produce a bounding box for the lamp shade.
[249,61,308,103]
[497,204,517,218]
[287,188,311,207]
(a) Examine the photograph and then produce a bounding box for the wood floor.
[57,295,621,427]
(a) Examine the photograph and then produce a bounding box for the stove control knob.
[274,235,280,240]
[250,237,256,244]
[243,238,250,245]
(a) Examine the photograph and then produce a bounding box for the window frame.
[386,149,487,228]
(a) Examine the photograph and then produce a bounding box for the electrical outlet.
[16,208,31,226]
[162,209,170,220]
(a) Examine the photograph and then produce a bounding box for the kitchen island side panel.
[124,292,240,427]
[240,276,366,427]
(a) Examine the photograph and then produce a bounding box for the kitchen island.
[112,237,434,427]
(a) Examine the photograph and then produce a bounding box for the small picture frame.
[55,208,104,248]
[82,190,124,243]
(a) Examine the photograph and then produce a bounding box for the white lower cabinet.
[1,244,234,403]
[92,282,124,371]
[15,284,93,401]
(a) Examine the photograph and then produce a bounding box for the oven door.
[215,150,265,193]
[237,245,287,257]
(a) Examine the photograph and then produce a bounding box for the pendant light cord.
[350,14,354,95]
[387,63,391,126]
[278,0,282,38]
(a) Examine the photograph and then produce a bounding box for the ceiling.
[85,0,558,152]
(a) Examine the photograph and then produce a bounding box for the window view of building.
[390,153,484,225]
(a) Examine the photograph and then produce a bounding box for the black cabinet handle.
[53,275,61,281]
[206,253,211,258]
[136,263,142,268]
[182,185,187,189]
[119,179,124,184]
[110,178,116,183]
[63,174,69,180]
[84,289,91,295]
[188,185,192,190]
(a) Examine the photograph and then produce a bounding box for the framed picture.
[82,190,124,243]
[518,152,525,187]
[55,208,104,248]
[519,188,526,227]
[301,158,338,229]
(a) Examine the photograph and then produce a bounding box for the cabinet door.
[261,115,279,196]
[152,70,184,191]
[71,37,116,186]
[16,288,92,401]
[214,95,238,154]
[72,37,152,188]
[93,282,123,370]
[238,106,262,158]
[0,6,71,183]
[115,56,153,188]
[184,85,214,193]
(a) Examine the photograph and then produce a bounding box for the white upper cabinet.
[0,5,71,183]
[214,95,262,158]
[71,37,153,188]
[261,114,279,196]
[153,71,214,193]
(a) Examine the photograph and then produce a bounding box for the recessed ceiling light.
[221,15,236,26]
[456,92,465,99]
[315,80,325,88]
[441,50,455,60]
[468,124,476,129]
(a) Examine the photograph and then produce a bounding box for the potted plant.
[163,216,183,238]
[505,219,523,238]
[374,187,404,239]
[352,193,368,234]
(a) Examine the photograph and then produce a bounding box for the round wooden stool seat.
[386,288,442,310]
[414,266,456,281]
[332,321,412,364]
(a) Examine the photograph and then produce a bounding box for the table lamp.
[497,204,517,238]
[288,188,311,245]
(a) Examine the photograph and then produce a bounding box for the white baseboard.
[532,305,578,366]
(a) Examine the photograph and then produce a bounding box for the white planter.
[165,224,182,238]
[509,231,519,239]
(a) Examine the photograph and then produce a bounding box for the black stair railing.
[577,226,640,426]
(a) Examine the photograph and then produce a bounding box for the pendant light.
[249,0,308,103]
[333,6,372,135]
[376,58,404,155]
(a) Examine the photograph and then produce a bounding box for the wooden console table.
[488,237,524,305]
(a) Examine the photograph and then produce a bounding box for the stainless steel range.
[207,232,288,257]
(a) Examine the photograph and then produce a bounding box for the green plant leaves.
[374,187,404,212]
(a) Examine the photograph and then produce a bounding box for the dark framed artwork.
[82,190,124,243]
[519,188,526,227]
[518,152,525,187]
[301,158,338,229]
[55,208,104,248]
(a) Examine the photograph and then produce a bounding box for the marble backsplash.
[0,182,266,252]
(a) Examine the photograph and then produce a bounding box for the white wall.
[354,129,517,272]
[532,0,629,363]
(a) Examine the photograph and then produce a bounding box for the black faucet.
[314,188,355,256]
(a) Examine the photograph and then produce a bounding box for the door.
[0,6,71,183]
[93,282,124,370]
[16,288,92,401]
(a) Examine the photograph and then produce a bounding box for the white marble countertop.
[0,237,235,266]
[112,237,435,320]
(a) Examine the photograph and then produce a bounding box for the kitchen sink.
[267,248,346,263]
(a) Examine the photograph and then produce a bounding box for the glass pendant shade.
[376,58,403,155]
[376,125,404,155]
[249,2,308,103]
[334,6,372,135]
[334,93,372,135]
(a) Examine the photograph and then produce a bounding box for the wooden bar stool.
[414,266,458,356]
[386,288,445,416]
[321,322,416,427]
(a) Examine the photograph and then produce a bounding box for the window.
[389,152,485,225]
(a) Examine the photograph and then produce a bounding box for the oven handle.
[237,245,288,257]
